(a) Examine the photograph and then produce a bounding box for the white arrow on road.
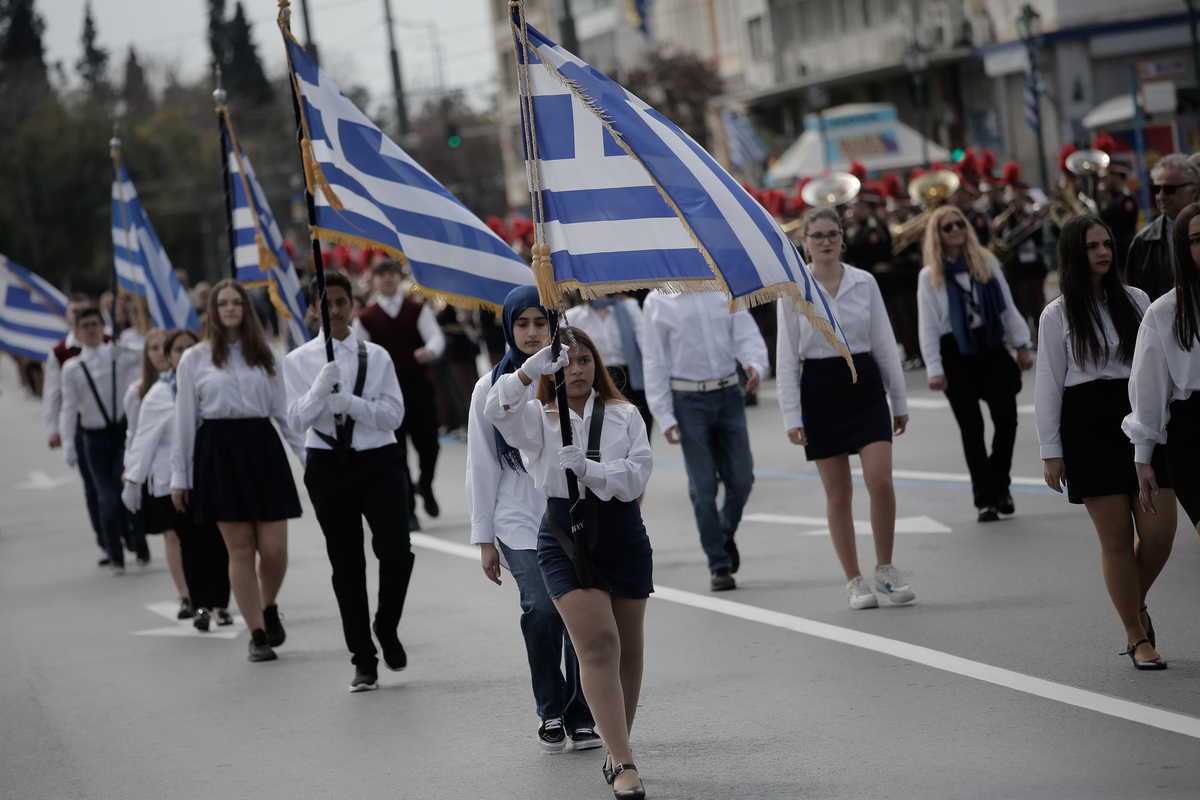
[743,513,952,536]
[15,471,77,490]
[132,601,245,640]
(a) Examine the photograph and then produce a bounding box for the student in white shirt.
[641,290,769,592]
[59,306,144,572]
[917,204,1034,523]
[467,286,598,752]
[285,272,413,693]
[1038,215,1174,671]
[171,279,306,663]
[1125,202,1200,538]
[485,329,653,799]
[777,206,915,610]
[565,295,651,430]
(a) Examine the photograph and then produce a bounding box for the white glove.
[314,361,342,397]
[521,344,571,377]
[64,447,77,468]
[559,444,588,475]
[121,481,142,513]
[326,391,352,416]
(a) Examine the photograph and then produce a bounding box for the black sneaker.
[135,542,151,566]
[724,537,740,574]
[998,493,1015,515]
[408,511,421,531]
[710,567,736,592]
[422,490,440,518]
[247,629,277,662]
[569,727,603,750]
[215,609,234,626]
[538,717,567,752]
[262,604,286,647]
[97,556,111,567]
[977,507,1000,522]
[349,667,379,693]
[177,598,195,620]
[373,621,407,672]
[193,609,212,632]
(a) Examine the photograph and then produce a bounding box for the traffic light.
[952,148,964,161]
[445,119,461,148]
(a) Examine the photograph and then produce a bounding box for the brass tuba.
[781,173,861,237]
[890,170,960,256]
[1053,149,1109,225]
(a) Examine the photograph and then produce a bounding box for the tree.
[208,0,272,109]
[122,47,154,122]
[76,1,108,100]
[618,53,722,150]
[0,0,50,126]
[405,93,506,221]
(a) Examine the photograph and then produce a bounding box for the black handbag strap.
[546,396,605,588]
[314,340,369,465]
[79,357,120,430]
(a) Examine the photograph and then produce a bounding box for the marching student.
[1037,215,1174,671]
[467,286,597,751]
[59,306,146,572]
[485,328,653,799]
[123,328,232,631]
[917,205,1034,522]
[171,279,306,663]
[566,295,651,431]
[284,272,415,692]
[777,207,915,610]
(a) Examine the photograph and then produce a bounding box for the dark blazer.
[1126,214,1174,302]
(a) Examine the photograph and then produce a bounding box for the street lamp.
[1017,3,1049,193]
[903,40,930,168]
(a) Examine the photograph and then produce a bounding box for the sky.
[40,0,499,114]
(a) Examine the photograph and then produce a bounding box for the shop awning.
[1082,95,1135,129]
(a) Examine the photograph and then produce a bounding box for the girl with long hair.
[917,205,1034,522]
[1037,215,1174,670]
[778,206,915,610]
[171,279,306,662]
[485,328,653,799]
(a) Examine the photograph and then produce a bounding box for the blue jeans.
[673,385,755,571]
[74,425,103,548]
[81,428,143,565]
[498,540,593,730]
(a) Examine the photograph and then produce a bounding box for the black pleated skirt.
[538,496,653,600]
[143,490,174,534]
[1061,378,1170,505]
[1166,392,1200,525]
[192,418,302,523]
[799,352,893,461]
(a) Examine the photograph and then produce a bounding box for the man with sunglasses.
[1127,154,1200,300]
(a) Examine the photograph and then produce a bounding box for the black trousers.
[304,444,414,669]
[398,375,440,512]
[939,334,1021,509]
[174,505,230,610]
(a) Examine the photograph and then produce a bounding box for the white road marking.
[410,534,1200,740]
[132,601,245,640]
[15,471,77,490]
[905,397,950,409]
[743,513,952,535]
[855,467,1046,487]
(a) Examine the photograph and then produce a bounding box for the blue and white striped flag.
[112,162,199,331]
[0,254,69,361]
[1024,67,1046,132]
[280,29,533,312]
[511,18,849,361]
[721,108,768,171]
[221,112,311,348]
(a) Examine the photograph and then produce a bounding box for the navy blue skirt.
[799,352,892,461]
[538,497,654,600]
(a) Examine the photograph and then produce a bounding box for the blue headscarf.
[490,286,548,472]
[943,256,1006,354]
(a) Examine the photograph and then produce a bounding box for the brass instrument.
[1048,149,1109,226]
[889,170,960,256]
[782,173,861,238]
[989,203,1051,262]
[1066,149,1110,203]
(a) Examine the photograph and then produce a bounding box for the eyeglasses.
[806,231,842,243]
[1150,182,1196,195]
[940,220,967,232]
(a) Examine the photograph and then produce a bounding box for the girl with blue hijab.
[464,285,597,752]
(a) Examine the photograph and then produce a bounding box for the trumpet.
[890,170,959,256]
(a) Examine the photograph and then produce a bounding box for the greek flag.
[221,112,311,347]
[512,18,848,359]
[0,254,69,361]
[1024,67,1046,132]
[112,162,199,331]
[280,30,533,312]
[722,108,768,170]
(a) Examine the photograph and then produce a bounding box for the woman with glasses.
[1037,215,1173,670]
[918,205,1034,522]
[777,206,914,610]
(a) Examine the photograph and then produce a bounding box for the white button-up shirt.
[351,293,447,358]
[59,342,142,465]
[640,291,769,430]
[775,264,908,431]
[1123,290,1200,463]
[125,377,177,497]
[917,255,1032,378]
[485,373,652,502]
[1035,288,1150,459]
[42,332,80,436]
[171,340,305,489]
[283,330,405,452]
[565,300,643,367]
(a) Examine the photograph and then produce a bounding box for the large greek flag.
[512,18,848,359]
[222,112,310,347]
[0,254,69,360]
[280,30,533,312]
[112,162,199,331]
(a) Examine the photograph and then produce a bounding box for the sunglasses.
[1150,182,1195,195]
[940,220,967,232]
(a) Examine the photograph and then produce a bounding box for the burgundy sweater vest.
[357,298,427,381]
[53,334,110,365]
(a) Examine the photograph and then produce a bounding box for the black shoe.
[373,620,407,671]
[135,542,151,565]
[193,609,211,632]
[977,507,1000,522]
[177,598,195,620]
[1141,605,1156,649]
[724,537,740,574]
[537,717,566,752]
[997,493,1015,515]
[262,604,285,647]
[408,512,421,531]
[98,556,111,567]
[610,762,645,799]
[247,629,277,662]
[215,609,234,626]
[1121,638,1166,670]
[123,535,136,553]
[422,490,440,518]
[570,727,603,750]
[710,567,736,592]
[349,666,379,693]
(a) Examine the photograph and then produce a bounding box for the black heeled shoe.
[1121,638,1167,670]
[610,762,645,799]
[1140,605,1155,649]
[602,754,615,785]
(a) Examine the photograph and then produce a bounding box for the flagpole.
[214,70,239,282]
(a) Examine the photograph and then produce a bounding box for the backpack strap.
[545,395,606,589]
[78,359,114,429]
[314,341,370,466]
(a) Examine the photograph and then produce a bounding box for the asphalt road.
[2,359,1199,799]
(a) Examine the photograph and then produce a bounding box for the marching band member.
[996,174,1047,338]
[1097,161,1139,276]
[843,182,893,275]
[284,272,414,692]
[1037,215,1173,671]
[171,279,306,663]
[778,207,914,610]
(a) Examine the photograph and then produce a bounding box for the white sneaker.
[846,576,878,609]
[874,564,916,604]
